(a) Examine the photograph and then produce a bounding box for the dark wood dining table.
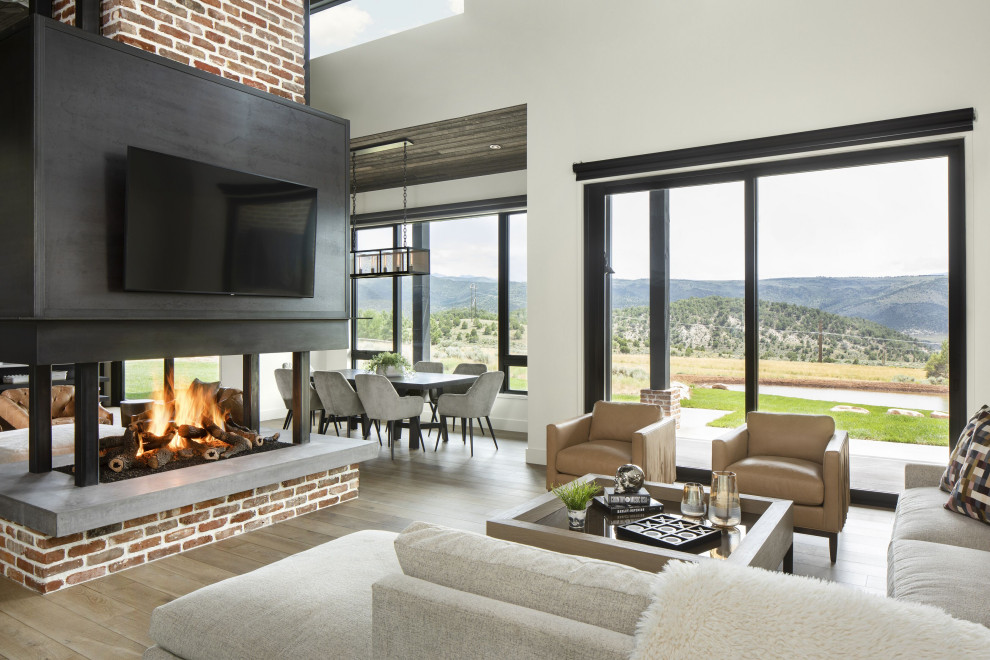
[334,369,479,449]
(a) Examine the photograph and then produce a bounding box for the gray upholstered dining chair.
[355,373,426,460]
[436,370,503,456]
[313,371,377,439]
[446,363,488,436]
[273,368,325,431]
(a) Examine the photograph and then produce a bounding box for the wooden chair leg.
[476,418,485,436]
[333,418,341,436]
[283,410,292,430]
[828,532,838,563]
[461,418,467,444]
[469,418,474,457]
[485,416,497,450]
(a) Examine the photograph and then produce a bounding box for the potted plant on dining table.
[365,352,412,377]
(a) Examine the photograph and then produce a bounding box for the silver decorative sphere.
[614,464,645,493]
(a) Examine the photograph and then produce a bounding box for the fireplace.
[0,19,375,593]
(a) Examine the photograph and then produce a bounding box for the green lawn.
[681,387,949,446]
[124,358,220,400]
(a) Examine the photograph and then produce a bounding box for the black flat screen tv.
[124,147,318,297]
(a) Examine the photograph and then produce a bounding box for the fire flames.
[100,375,277,474]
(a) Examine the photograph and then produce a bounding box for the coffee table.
[487,474,793,573]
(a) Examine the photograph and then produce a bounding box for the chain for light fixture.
[401,141,408,248]
[350,150,357,252]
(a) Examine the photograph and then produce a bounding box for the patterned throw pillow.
[940,405,990,492]
[945,418,990,524]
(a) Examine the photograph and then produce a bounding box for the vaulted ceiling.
[349,104,527,194]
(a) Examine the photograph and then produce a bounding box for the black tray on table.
[614,513,721,550]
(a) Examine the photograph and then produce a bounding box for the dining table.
[334,369,480,450]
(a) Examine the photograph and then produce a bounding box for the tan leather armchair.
[712,411,849,562]
[546,401,676,490]
[0,386,113,430]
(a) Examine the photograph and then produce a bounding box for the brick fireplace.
[0,10,355,592]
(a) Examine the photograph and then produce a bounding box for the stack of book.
[592,487,664,520]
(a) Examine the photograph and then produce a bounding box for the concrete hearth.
[0,435,378,536]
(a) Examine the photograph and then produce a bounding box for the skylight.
[310,0,463,58]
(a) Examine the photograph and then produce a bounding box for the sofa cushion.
[888,539,990,628]
[555,440,631,479]
[394,521,654,637]
[728,456,824,506]
[892,487,990,551]
[746,412,834,464]
[940,405,990,492]
[587,401,661,443]
[945,416,990,524]
[632,560,990,659]
[148,530,400,660]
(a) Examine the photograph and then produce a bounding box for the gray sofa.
[888,462,990,627]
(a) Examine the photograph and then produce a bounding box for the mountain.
[355,273,949,340]
[612,274,948,339]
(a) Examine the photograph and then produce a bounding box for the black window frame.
[584,139,967,455]
[350,199,528,394]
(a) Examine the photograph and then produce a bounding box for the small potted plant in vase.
[365,352,412,377]
[552,479,602,531]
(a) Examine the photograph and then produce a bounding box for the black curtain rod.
[573,108,975,181]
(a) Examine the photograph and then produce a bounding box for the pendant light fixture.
[349,139,430,279]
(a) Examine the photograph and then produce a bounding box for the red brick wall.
[45,0,305,104]
[0,465,357,593]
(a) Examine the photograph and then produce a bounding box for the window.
[124,357,220,399]
[586,141,964,497]
[351,209,527,393]
[310,0,464,58]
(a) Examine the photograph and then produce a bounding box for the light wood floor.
[0,428,893,659]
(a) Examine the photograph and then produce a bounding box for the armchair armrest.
[546,413,593,490]
[822,431,850,532]
[631,417,676,483]
[372,574,634,660]
[712,425,749,471]
[905,462,947,490]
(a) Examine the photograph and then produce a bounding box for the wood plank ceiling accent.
[349,104,526,194]
[0,1,28,34]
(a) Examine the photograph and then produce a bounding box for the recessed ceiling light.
[489,144,502,150]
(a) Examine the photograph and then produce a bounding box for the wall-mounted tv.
[124,147,318,297]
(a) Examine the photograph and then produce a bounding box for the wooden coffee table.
[487,474,793,573]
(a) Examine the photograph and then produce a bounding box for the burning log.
[177,424,209,439]
[146,448,173,469]
[222,432,253,458]
[108,453,145,473]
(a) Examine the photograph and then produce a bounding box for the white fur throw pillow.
[631,561,990,659]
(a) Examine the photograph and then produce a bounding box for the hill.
[611,297,933,365]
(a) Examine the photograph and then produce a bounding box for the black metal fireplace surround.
[0,17,350,486]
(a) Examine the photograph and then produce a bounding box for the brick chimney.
[49,0,305,104]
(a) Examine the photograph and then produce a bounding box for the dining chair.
[355,373,426,460]
[437,371,503,456]
[273,368,325,431]
[447,363,488,435]
[313,371,378,440]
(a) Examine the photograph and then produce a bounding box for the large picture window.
[585,140,965,498]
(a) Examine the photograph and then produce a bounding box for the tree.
[925,340,949,378]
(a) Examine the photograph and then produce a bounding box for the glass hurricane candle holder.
[708,471,741,527]
[681,482,707,518]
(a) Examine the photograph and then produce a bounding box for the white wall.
[312,0,990,464]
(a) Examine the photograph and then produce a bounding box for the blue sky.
[311,0,463,58]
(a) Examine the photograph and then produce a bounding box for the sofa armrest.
[372,574,634,660]
[631,417,676,483]
[0,395,30,430]
[905,462,946,490]
[822,431,850,532]
[712,425,749,471]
